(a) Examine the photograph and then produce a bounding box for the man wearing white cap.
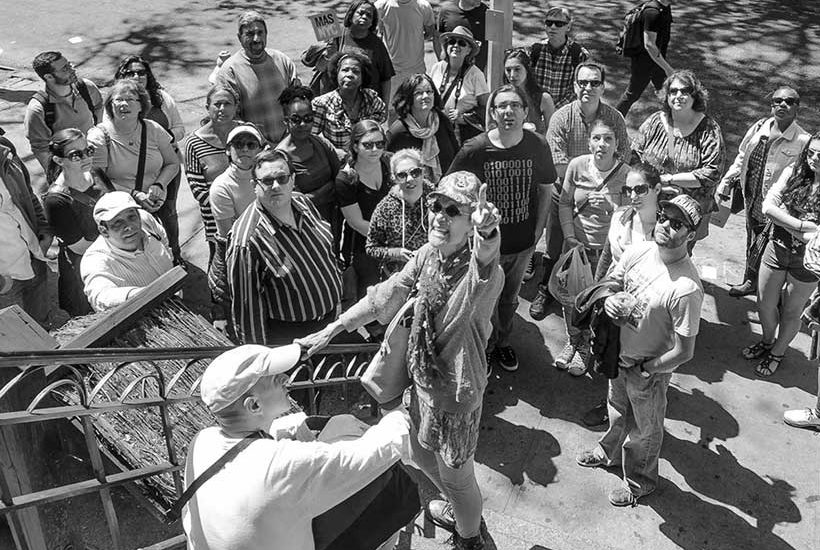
[182,344,415,550]
[80,191,173,311]
[576,194,704,507]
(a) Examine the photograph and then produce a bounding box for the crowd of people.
[1,1,819,549]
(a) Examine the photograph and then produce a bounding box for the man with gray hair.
[182,344,417,550]
[215,11,301,144]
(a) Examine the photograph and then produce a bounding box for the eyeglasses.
[286,113,313,126]
[394,167,423,182]
[668,86,693,96]
[231,140,261,150]
[493,101,524,111]
[545,20,569,27]
[63,144,96,162]
[446,39,469,48]
[359,140,385,151]
[621,184,649,197]
[771,97,798,107]
[576,79,603,89]
[123,69,147,78]
[429,199,465,218]
[255,174,291,187]
[657,211,690,232]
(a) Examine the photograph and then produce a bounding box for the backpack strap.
[568,41,584,67]
[530,41,543,62]
[76,80,98,125]
[134,120,148,192]
[31,91,56,132]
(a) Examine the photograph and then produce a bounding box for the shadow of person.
[666,386,740,441]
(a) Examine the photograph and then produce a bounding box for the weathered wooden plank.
[139,534,187,550]
[0,305,58,353]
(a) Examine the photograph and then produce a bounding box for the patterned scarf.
[404,112,442,181]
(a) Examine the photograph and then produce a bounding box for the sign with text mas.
[310,11,342,42]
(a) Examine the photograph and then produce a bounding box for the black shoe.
[728,280,755,297]
[582,402,609,427]
[495,345,519,372]
[452,531,485,550]
[529,284,552,321]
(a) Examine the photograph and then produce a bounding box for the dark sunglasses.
[255,174,291,187]
[545,20,569,27]
[429,199,465,218]
[446,39,469,48]
[360,140,385,151]
[576,79,603,89]
[771,97,798,107]
[231,140,261,150]
[63,144,96,162]
[123,69,147,78]
[657,211,691,232]
[621,184,650,196]
[394,167,423,182]
[668,86,693,96]
[286,113,313,126]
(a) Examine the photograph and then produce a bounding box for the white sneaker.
[783,408,820,430]
[523,254,535,281]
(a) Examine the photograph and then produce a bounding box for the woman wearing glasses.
[386,73,458,181]
[336,120,392,303]
[276,85,341,223]
[503,48,553,133]
[299,171,503,550]
[114,55,185,262]
[428,26,488,145]
[555,118,629,375]
[632,70,725,249]
[366,148,433,279]
[43,128,114,315]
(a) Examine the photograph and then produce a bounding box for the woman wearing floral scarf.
[299,171,503,550]
[386,73,458,182]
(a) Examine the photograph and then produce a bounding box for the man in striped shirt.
[225,149,342,344]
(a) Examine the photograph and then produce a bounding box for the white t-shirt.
[609,241,703,364]
[376,0,435,73]
[182,411,409,550]
[428,62,489,115]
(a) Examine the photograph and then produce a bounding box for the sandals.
[755,353,784,377]
[742,340,773,360]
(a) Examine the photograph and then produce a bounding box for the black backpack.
[31,79,98,131]
[615,2,652,57]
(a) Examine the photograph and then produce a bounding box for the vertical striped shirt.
[227,193,342,344]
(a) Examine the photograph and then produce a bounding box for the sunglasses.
[621,184,649,196]
[123,69,147,78]
[359,140,385,151]
[576,79,603,89]
[446,39,469,48]
[545,20,569,28]
[63,144,96,162]
[394,167,423,182]
[771,97,798,107]
[657,211,691,232]
[255,174,291,187]
[668,86,693,96]
[286,113,313,126]
[231,140,261,150]
[429,199,465,218]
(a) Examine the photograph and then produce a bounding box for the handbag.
[360,296,416,406]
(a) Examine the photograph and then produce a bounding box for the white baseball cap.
[226,124,264,146]
[93,191,140,224]
[200,344,301,413]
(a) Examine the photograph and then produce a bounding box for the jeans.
[0,257,50,327]
[491,246,534,348]
[616,52,667,116]
[538,196,564,285]
[597,366,672,496]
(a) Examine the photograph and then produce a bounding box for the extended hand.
[471,183,500,235]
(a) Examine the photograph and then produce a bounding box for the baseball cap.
[93,191,140,224]
[226,124,264,146]
[659,194,703,229]
[200,344,301,413]
[429,171,481,207]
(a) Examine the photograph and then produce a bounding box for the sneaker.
[523,254,535,281]
[576,449,607,468]
[783,407,820,430]
[728,280,755,297]
[553,342,575,370]
[568,344,590,377]
[425,499,455,533]
[496,345,519,372]
[608,487,639,507]
[452,531,485,550]
[582,402,609,427]
[529,284,552,321]
[485,348,495,378]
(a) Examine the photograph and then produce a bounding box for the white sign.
[309,11,343,42]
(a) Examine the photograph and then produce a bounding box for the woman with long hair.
[386,73,458,180]
[503,48,554,133]
[742,134,820,377]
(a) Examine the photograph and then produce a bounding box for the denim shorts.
[761,240,819,283]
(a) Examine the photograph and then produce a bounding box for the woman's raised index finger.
[478,183,488,207]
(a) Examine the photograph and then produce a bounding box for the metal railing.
[0,343,379,550]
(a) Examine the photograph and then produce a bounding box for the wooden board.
[0,304,58,352]
[61,266,187,350]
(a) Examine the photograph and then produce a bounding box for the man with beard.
[448,84,557,373]
[716,86,809,297]
[216,11,300,144]
[25,51,103,176]
[576,194,704,507]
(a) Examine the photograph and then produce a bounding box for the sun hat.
[439,26,481,54]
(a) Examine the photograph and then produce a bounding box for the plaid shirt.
[531,39,589,109]
[311,88,386,150]
[546,100,631,167]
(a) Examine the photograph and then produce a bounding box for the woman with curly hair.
[503,48,554,134]
[386,73,457,180]
[742,134,820,377]
[632,69,725,248]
